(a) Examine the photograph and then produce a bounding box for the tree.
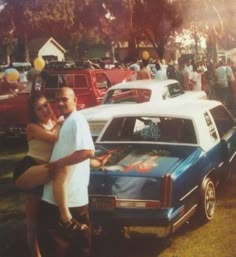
[0,0,75,61]
[132,0,183,60]
[179,0,225,63]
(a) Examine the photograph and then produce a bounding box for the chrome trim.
[218,162,224,168]
[229,151,236,163]
[180,185,198,202]
[116,199,160,204]
[172,204,197,233]
[89,195,161,205]
[98,140,199,146]
[89,194,117,199]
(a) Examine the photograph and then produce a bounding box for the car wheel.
[197,178,216,223]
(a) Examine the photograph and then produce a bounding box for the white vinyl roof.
[108,100,221,120]
[109,79,178,91]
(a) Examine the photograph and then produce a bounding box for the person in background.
[166,60,176,80]
[129,58,140,80]
[175,58,188,90]
[154,62,167,80]
[37,87,95,257]
[137,60,153,80]
[215,60,231,108]
[191,64,202,91]
[184,59,193,90]
[226,58,235,109]
[129,58,140,73]
[205,62,217,99]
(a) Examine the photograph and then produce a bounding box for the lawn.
[0,136,236,257]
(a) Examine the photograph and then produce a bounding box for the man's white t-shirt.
[42,111,95,207]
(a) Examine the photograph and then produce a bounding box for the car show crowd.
[125,56,236,109]
[1,55,236,111]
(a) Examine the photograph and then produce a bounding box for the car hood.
[80,103,144,121]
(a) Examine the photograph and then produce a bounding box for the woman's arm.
[27,122,61,143]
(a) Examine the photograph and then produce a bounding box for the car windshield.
[103,88,151,104]
[100,116,197,144]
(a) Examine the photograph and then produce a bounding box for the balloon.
[5,68,19,83]
[142,51,150,60]
[34,57,45,71]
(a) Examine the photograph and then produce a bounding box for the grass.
[0,136,236,257]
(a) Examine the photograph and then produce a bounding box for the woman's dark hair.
[27,92,56,123]
[28,92,45,123]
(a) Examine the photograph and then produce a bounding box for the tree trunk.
[24,32,30,62]
[127,35,137,62]
[157,44,165,60]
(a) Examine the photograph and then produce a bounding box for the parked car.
[88,100,236,238]
[0,66,133,135]
[80,79,207,138]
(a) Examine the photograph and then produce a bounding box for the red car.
[0,67,133,135]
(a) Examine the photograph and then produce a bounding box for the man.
[215,60,231,108]
[38,87,95,257]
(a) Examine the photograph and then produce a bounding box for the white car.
[80,79,207,138]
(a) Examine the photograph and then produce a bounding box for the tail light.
[161,173,172,208]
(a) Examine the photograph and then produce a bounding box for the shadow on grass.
[92,232,173,257]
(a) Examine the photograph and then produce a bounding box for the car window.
[101,116,196,144]
[96,73,111,89]
[204,112,218,140]
[210,106,235,137]
[74,74,88,89]
[103,89,151,104]
[167,83,184,98]
[44,75,59,89]
[63,74,74,87]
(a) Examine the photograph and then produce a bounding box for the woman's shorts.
[13,155,43,194]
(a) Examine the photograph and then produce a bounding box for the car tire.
[197,177,216,223]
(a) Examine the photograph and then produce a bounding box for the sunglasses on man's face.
[35,102,49,112]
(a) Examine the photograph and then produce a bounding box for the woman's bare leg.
[16,164,72,222]
[52,169,87,230]
[16,164,50,190]
[25,193,42,257]
[52,167,72,222]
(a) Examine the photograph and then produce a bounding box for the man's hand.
[47,161,62,179]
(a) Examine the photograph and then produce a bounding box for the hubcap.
[205,181,216,219]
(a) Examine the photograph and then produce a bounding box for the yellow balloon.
[142,51,150,60]
[5,68,19,83]
[34,57,45,71]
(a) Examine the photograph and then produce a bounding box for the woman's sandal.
[58,218,88,239]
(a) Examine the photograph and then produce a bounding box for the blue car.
[88,100,236,237]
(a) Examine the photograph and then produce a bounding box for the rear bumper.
[90,208,172,237]
[90,204,197,238]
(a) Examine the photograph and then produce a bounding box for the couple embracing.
[14,86,94,257]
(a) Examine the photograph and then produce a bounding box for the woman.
[14,93,86,257]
